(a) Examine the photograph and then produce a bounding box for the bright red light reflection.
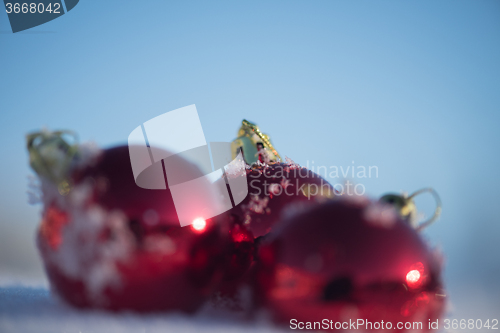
[191,218,207,232]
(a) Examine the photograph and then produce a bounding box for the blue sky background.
[1,0,499,319]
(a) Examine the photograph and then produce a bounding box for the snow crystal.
[268,183,281,195]
[255,160,268,168]
[242,195,269,215]
[224,156,247,178]
[284,156,301,170]
[362,203,397,228]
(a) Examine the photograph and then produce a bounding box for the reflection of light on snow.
[191,218,207,232]
[406,269,421,287]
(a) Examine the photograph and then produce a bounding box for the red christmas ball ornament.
[29,130,230,312]
[227,120,337,239]
[224,160,336,239]
[256,198,446,331]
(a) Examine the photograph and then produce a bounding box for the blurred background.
[1,0,499,328]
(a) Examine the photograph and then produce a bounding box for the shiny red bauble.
[225,161,335,238]
[256,198,446,331]
[37,145,230,312]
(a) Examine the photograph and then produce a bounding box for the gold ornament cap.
[26,129,79,195]
[231,119,281,164]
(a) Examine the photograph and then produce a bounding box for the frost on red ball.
[36,145,230,312]
[256,198,446,331]
[223,158,337,239]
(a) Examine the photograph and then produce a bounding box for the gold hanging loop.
[408,188,442,231]
[379,187,442,231]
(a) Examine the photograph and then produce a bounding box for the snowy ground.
[1,279,499,333]
[0,285,282,333]
[2,284,499,333]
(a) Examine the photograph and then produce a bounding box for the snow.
[0,285,282,333]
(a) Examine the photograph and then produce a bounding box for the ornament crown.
[231,119,281,164]
[27,129,79,195]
